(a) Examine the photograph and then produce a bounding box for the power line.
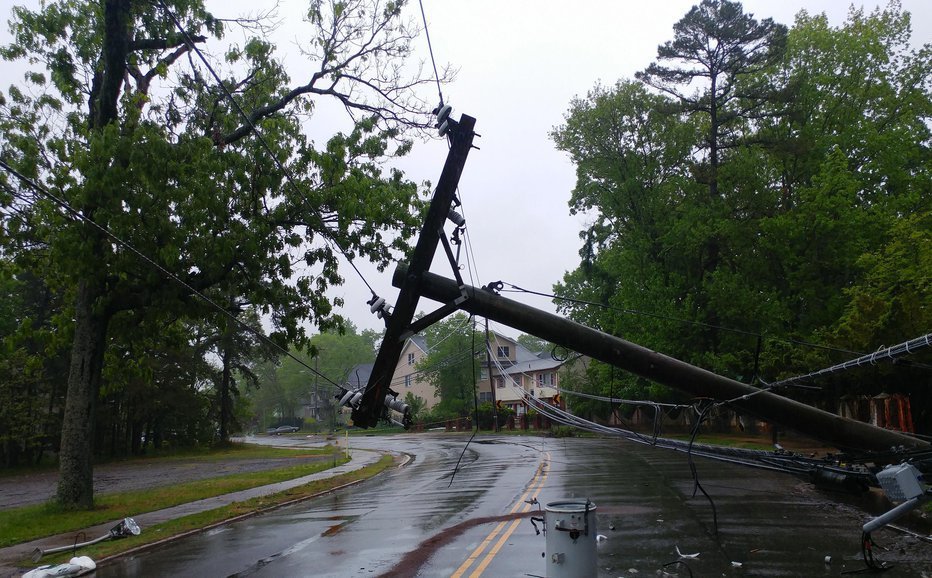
[0,158,343,391]
[417,0,444,107]
[770,333,932,388]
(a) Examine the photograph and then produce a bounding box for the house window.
[404,375,411,388]
[480,369,488,380]
[479,391,493,402]
[407,352,415,365]
[512,375,522,387]
[496,346,510,358]
[495,376,505,388]
[537,373,554,387]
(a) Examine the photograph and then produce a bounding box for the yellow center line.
[450,452,550,578]
[469,455,549,578]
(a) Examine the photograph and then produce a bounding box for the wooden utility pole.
[393,263,929,453]
[484,318,499,432]
[351,113,477,428]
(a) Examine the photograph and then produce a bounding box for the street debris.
[675,545,700,559]
[22,556,95,578]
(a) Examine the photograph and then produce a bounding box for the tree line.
[0,0,445,508]
[552,1,930,430]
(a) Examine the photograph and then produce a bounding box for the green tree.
[636,0,788,198]
[552,1,930,428]
[749,2,931,381]
[551,80,707,395]
[516,334,552,355]
[403,391,426,423]
[211,307,278,445]
[272,322,379,426]
[1,0,440,507]
[416,313,480,418]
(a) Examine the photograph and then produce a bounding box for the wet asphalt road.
[97,434,932,577]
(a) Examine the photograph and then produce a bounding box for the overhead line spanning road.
[97,434,932,577]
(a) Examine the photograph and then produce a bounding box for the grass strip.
[0,449,346,548]
[32,455,396,567]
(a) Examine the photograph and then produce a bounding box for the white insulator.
[436,104,452,124]
[384,395,409,415]
[350,392,363,408]
[369,297,386,314]
[339,390,355,407]
[438,119,450,136]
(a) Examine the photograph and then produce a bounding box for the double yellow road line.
[450,451,551,578]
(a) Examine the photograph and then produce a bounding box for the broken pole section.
[393,263,928,453]
[352,114,477,428]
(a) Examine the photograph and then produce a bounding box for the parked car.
[267,425,299,435]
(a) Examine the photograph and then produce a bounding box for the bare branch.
[219,0,451,146]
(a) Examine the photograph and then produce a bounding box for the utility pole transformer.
[392,263,929,453]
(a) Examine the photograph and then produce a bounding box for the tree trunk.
[56,280,110,508]
[219,338,232,445]
[54,0,130,509]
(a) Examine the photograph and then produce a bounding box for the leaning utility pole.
[351,110,477,428]
[392,263,929,453]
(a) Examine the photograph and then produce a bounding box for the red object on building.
[869,393,915,433]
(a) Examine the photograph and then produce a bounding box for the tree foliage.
[553,1,931,428]
[415,313,480,418]
[247,322,379,431]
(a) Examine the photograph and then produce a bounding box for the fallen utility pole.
[393,263,928,453]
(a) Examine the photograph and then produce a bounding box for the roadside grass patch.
[0,447,344,548]
[34,455,396,566]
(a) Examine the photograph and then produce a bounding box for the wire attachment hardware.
[482,281,504,295]
[367,295,392,324]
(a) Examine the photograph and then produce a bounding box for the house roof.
[408,335,428,353]
[345,363,374,388]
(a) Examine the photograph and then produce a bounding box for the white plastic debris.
[22,556,96,578]
[675,545,700,559]
[597,534,608,542]
[731,561,743,568]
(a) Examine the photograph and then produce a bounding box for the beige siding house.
[393,335,440,409]
[475,333,563,415]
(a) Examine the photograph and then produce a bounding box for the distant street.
[98,434,931,577]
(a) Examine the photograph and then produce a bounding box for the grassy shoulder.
[0,444,345,548]
[33,454,396,568]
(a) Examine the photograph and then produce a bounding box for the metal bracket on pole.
[350,113,477,428]
[400,296,467,343]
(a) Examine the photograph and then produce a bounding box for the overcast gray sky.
[2,0,929,340]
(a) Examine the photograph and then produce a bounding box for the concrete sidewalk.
[0,448,387,577]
